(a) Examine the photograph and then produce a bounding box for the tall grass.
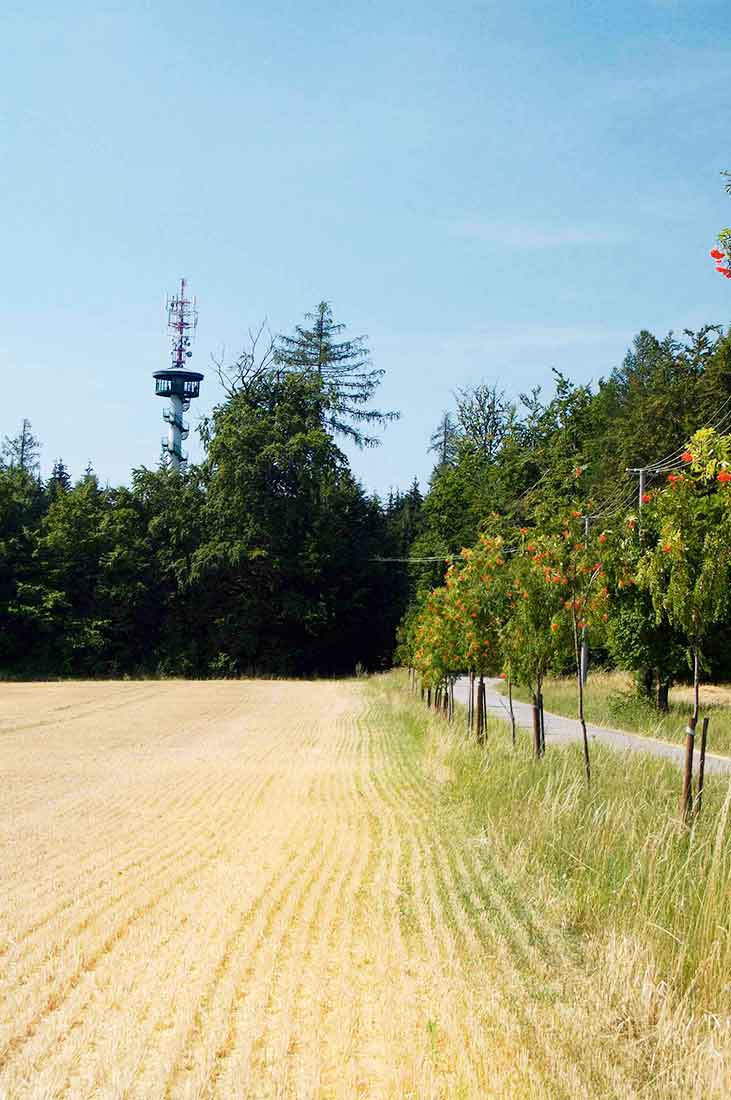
[510,670,731,755]
[394,672,731,1015]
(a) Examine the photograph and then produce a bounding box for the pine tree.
[275,301,399,448]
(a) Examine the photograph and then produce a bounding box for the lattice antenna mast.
[167,278,198,369]
[152,278,204,471]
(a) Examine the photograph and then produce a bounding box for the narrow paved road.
[454,676,731,775]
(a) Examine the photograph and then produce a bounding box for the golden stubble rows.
[0,678,717,1099]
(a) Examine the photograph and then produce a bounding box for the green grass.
[386,670,731,1017]
[507,670,731,756]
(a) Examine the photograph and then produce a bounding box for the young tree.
[637,429,731,818]
[501,536,567,759]
[532,510,609,784]
[275,301,399,447]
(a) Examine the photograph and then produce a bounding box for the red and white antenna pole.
[152,278,203,471]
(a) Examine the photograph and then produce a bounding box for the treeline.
[0,304,418,678]
[400,324,731,702]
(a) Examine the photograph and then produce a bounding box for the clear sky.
[2,0,730,496]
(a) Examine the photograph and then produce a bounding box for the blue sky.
[2,0,730,495]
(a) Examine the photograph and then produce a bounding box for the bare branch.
[211,319,277,398]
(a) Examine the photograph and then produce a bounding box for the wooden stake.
[694,717,709,818]
[681,649,700,822]
[681,720,696,821]
[508,676,516,747]
[532,692,541,758]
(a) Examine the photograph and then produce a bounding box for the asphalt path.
[453,676,731,776]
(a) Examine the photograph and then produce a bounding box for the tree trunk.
[477,674,485,743]
[657,679,670,713]
[427,687,431,709]
[637,666,655,699]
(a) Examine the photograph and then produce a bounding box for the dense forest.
[3,299,731,682]
[0,304,419,678]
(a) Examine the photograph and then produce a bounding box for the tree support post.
[508,676,516,747]
[682,649,700,823]
[681,720,696,822]
[532,693,542,758]
[477,674,485,743]
[694,717,709,818]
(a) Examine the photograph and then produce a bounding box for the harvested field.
[1,677,729,1098]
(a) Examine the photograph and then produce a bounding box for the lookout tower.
[153,279,204,471]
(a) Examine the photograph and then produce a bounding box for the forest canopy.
[3,303,731,682]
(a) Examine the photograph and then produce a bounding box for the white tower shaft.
[168,395,185,471]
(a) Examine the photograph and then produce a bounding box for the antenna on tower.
[152,278,204,472]
[166,277,199,370]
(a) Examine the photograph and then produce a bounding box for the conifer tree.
[48,459,72,499]
[2,419,41,476]
[275,301,398,448]
[428,412,457,468]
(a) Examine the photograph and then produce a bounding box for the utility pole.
[626,467,647,509]
[626,467,648,534]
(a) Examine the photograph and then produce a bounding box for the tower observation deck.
[153,278,204,471]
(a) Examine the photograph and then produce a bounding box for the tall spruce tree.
[2,419,41,476]
[275,301,398,447]
[428,412,458,468]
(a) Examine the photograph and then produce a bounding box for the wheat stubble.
[1,678,671,1099]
